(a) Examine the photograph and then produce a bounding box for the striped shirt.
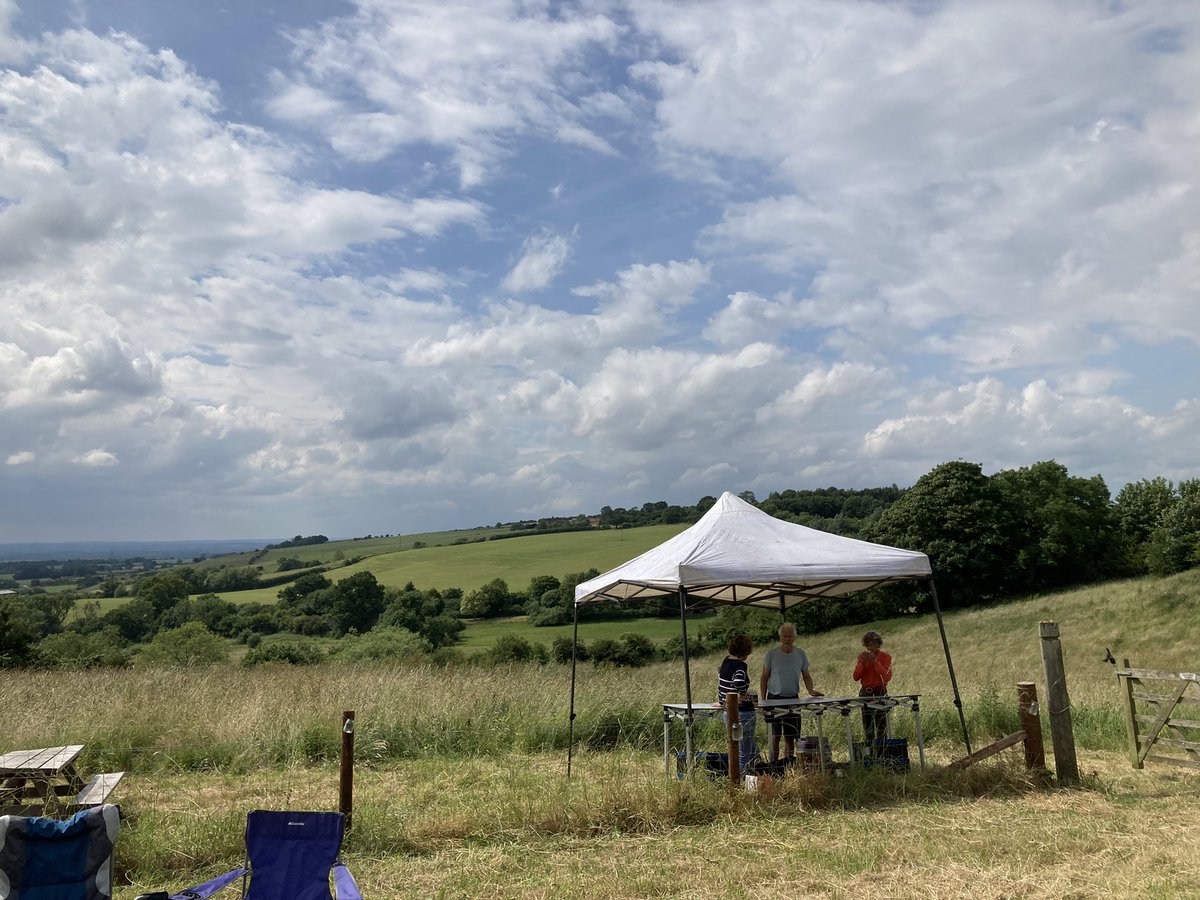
[717,656,750,706]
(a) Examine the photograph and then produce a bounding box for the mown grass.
[110,749,1200,898]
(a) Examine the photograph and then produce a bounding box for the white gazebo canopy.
[575,491,932,609]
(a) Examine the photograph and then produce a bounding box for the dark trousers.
[859,686,888,748]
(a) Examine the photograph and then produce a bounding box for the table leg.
[816,713,826,776]
[767,719,777,763]
[684,716,694,772]
[885,703,894,739]
[843,708,855,766]
[663,714,670,778]
[913,702,926,771]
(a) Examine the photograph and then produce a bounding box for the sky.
[2,0,1199,542]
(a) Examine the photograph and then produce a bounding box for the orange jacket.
[853,650,892,692]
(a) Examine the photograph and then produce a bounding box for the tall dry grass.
[10,570,1198,772]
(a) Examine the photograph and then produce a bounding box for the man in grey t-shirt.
[759,622,823,760]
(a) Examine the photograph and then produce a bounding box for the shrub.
[488,635,548,664]
[242,640,325,667]
[615,632,657,667]
[551,636,588,664]
[36,629,128,669]
[588,634,658,668]
[136,622,229,667]
[589,638,621,666]
[659,634,707,661]
[330,628,431,662]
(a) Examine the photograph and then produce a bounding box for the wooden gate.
[1116,660,1200,771]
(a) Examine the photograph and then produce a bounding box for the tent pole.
[929,577,971,754]
[567,602,580,777]
[679,586,695,768]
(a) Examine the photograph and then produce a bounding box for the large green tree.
[1147,479,1200,575]
[135,573,192,616]
[328,571,387,634]
[869,461,1019,607]
[992,460,1125,591]
[459,578,511,618]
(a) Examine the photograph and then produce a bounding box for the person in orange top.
[853,630,892,748]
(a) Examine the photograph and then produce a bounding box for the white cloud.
[634,0,1200,367]
[501,230,573,293]
[76,449,118,466]
[5,450,33,465]
[268,0,624,186]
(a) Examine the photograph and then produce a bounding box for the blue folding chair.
[135,810,362,900]
[0,803,121,899]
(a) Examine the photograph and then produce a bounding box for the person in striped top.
[717,634,758,770]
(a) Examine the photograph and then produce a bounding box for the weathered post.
[1119,658,1143,769]
[340,710,355,829]
[725,692,741,787]
[1038,622,1079,785]
[1016,681,1046,772]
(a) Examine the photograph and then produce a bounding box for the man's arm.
[759,661,770,700]
[802,669,823,697]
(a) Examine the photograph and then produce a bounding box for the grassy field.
[5,571,1199,897]
[191,525,591,573]
[205,525,687,606]
[111,750,1199,899]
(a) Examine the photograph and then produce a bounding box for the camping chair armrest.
[334,861,363,900]
[134,866,247,900]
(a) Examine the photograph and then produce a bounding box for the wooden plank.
[74,772,123,806]
[1131,690,1200,707]
[1137,681,1190,765]
[1122,668,1200,682]
[1134,713,1200,730]
[946,730,1026,770]
[1144,754,1200,771]
[1139,735,1200,752]
[41,746,84,770]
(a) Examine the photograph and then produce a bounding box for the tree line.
[2,458,1197,669]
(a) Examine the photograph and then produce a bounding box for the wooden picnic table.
[0,745,123,816]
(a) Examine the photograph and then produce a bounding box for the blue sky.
[2,0,1198,541]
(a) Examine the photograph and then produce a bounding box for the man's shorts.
[766,692,801,739]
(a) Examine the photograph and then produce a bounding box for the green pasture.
[333,524,687,594]
[189,526,515,572]
[207,524,688,604]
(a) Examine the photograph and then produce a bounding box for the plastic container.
[854,738,909,771]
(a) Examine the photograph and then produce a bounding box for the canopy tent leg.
[567,603,580,777]
[929,577,971,754]
[679,586,695,769]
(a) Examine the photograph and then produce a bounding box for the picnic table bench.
[0,745,124,816]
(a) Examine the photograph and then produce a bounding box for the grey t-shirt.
[763,646,809,696]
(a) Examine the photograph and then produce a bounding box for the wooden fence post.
[1016,681,1045,772]
[1039,622,1079,785]
[724,693,741,787]
[1118,658,1143,770]
[340,710,355,830]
